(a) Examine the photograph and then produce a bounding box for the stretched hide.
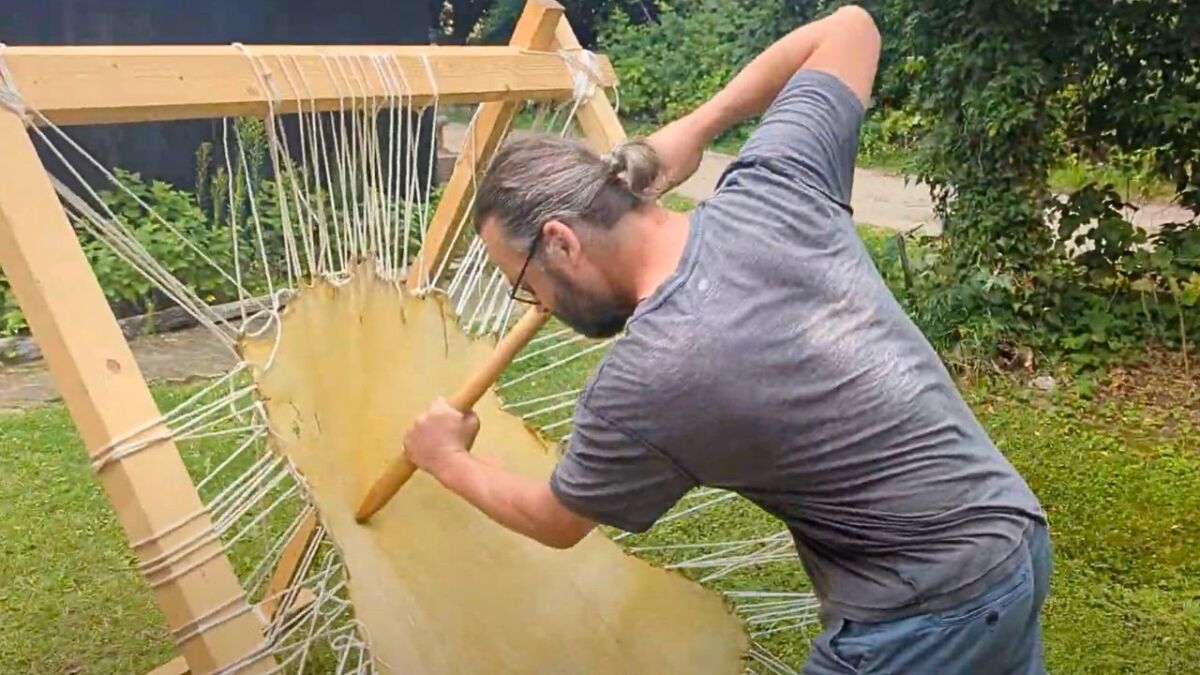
[241,268,748,674]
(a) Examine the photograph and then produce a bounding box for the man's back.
[550,69,1045,622]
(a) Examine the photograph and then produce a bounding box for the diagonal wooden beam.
[259,510,321,620]
[552,17,627,153]
[1,43,615,127]
[0,111,272,674]
[405,0,566,291]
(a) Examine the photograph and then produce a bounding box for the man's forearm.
[430,452,593,548]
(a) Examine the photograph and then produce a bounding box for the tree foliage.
[599,0,1200,367]
[430,0,659,47]
[898,0,1200,365]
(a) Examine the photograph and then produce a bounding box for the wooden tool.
[354,306,551,523]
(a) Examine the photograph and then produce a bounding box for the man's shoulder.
[582,319,708,422]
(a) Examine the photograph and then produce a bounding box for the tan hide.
[240,269,748,674]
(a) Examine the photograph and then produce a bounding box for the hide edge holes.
[288,401,304,439]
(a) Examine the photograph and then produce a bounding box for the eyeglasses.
[509,230,544,305]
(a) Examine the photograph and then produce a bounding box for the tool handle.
[354,307,550,523]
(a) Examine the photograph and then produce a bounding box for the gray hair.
[473,134,661,248]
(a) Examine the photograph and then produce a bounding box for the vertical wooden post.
[406,0,565,291]
[0,115,271,673]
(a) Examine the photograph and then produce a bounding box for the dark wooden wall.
[3,0,435,189]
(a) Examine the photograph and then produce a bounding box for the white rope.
[505,387,583,411]
[89,367,251,472]
[319,54,355,271]
[248,506,321,612]
[235,44,308,286]
[284,55,338,272]
[51,176,240,349]
[416,53,441,274]
[26,107,261,315]
[383,54,420,276]
[519,396,580,420]
[498,337,615,390]
[556,48,604,105]
[613,491,739,543]
[466,267,506,333]
[748,643,802,675]
[514,332,588,364]
[172,592,258,647]
[140,454,297,590]
[196,427,268,492]
[0,43,28,120]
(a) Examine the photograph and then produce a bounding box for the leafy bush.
[0,169,249,338]
[601,0,816,132]
[598,0,1199,370]
[90,169,238,310]
[475,0,658,48]
[896,0,1200,368]
[0,119,438,338]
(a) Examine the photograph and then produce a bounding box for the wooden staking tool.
[354,306,551,523]
[355,9,629,524]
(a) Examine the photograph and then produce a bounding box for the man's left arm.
[404,397,596,549]
[434,450,597,549]
[404,396,695,548]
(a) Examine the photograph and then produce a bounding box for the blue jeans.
[805,522,1052,675]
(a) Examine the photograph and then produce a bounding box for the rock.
[1032,375,1056,392]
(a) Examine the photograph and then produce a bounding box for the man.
[403,5,1051,673]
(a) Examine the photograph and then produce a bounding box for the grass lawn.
[1,223,1198,672]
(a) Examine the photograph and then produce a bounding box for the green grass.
[2,224,1197,672]
[0,400,175,673]
[660,192,697,212]
[1048,157,1177,203]
[3,367,1196,672]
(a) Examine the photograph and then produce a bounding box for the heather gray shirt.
[549,69,1045,622]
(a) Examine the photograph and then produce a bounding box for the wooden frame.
[4,46,614,126]
[0,1,627,673]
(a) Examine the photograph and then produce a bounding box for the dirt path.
[674,153,942,234]
[0,327,236,411]
[443,122,1192,236]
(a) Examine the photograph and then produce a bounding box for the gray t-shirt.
[549,68,1045,622]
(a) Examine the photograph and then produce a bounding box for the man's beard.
[545,267,636,339]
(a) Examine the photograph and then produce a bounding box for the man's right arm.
[646,5,881,191]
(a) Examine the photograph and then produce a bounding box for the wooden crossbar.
[1,44,615,127]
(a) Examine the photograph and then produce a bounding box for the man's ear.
[541,220,582,263]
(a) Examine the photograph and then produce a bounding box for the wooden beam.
[259,510,320,619]
[148,588,318,675]
[406,0,566,291]
[1,44,615,127]
[0,112,271,673]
